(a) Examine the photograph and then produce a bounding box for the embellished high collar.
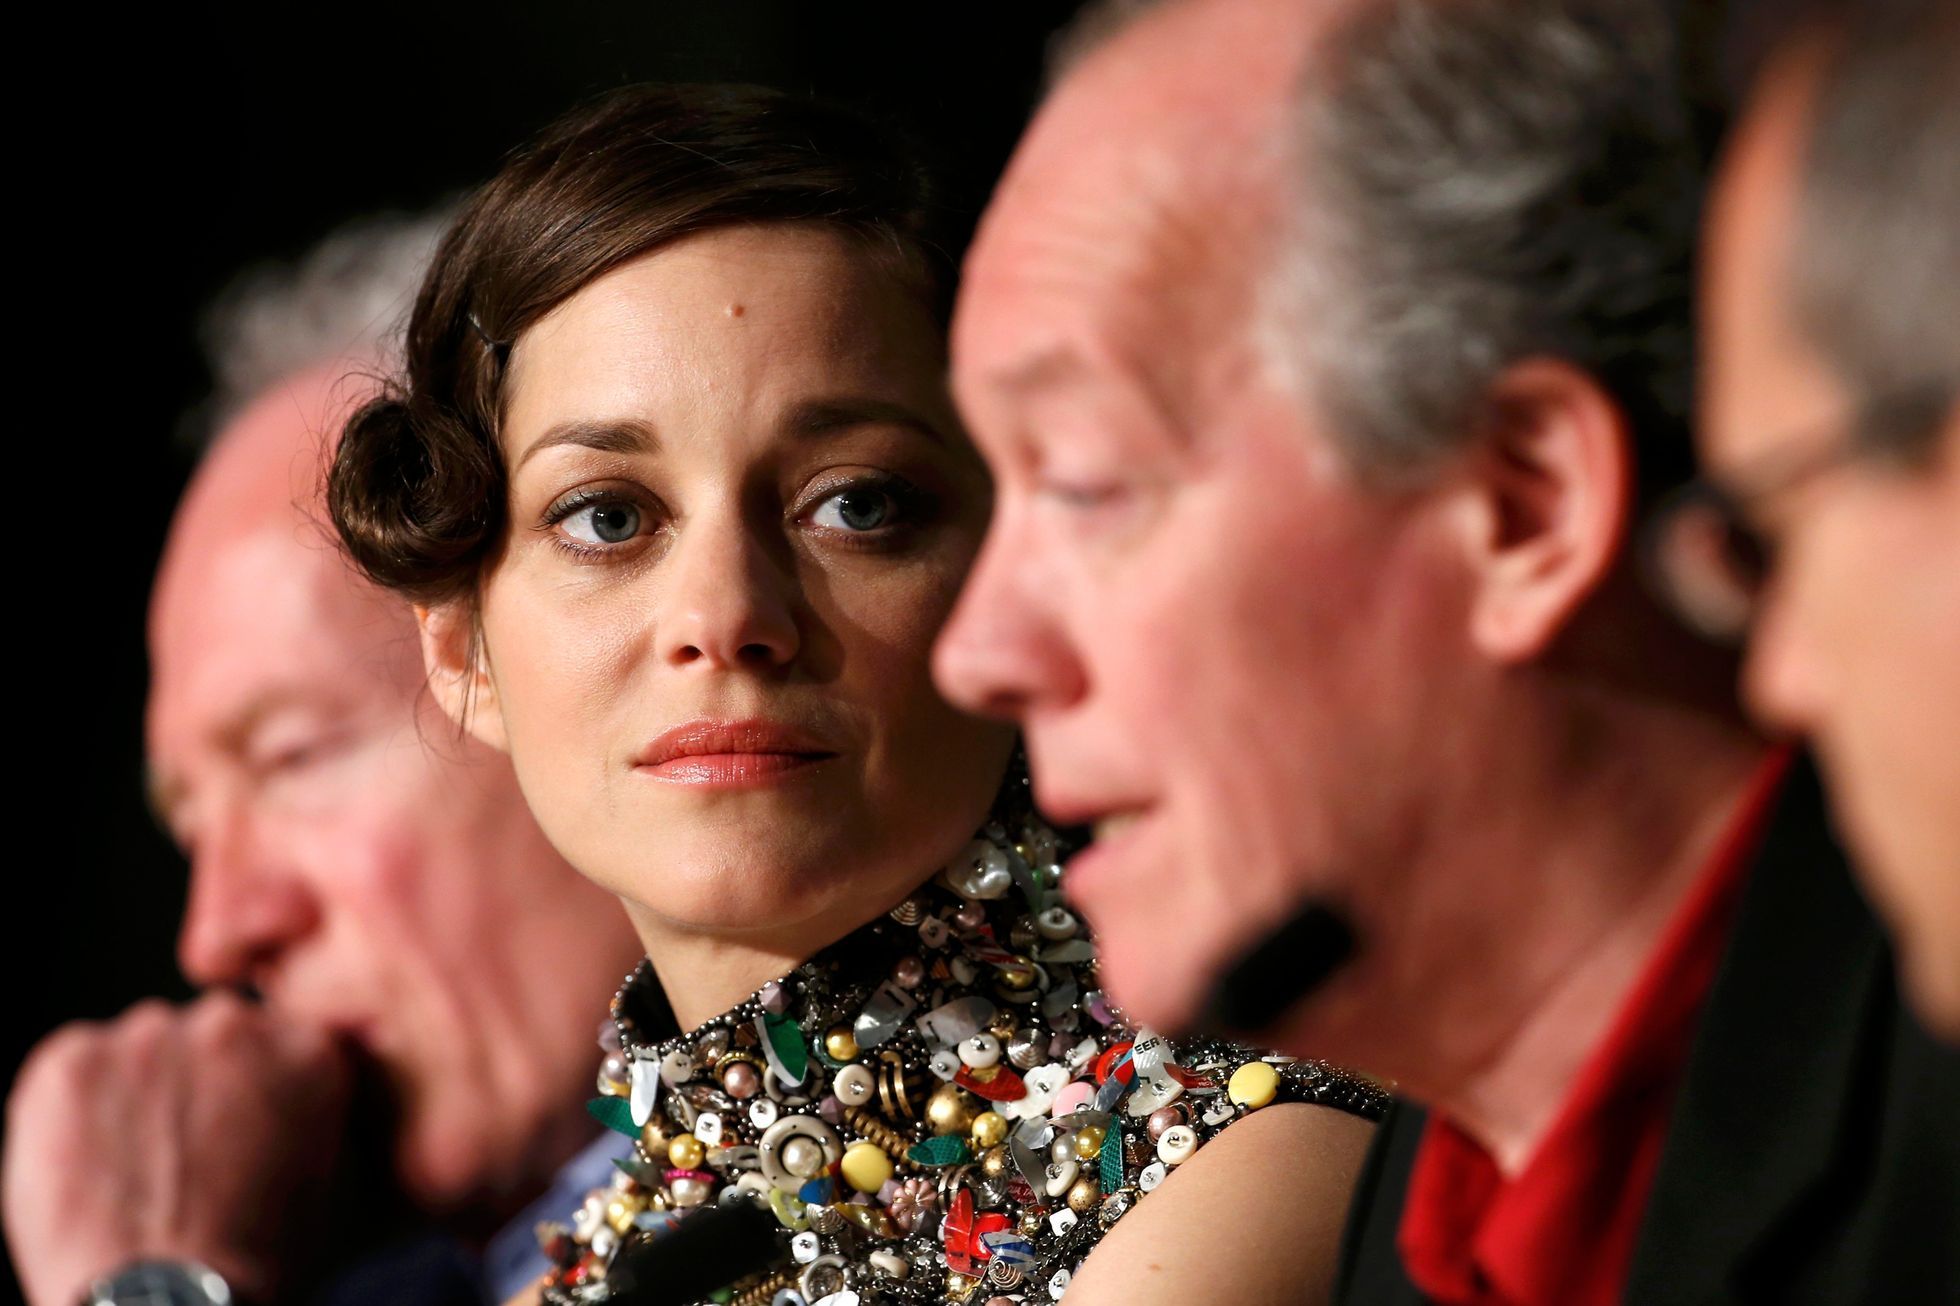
[541,804,1386,1305]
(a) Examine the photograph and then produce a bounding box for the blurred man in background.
[938,0,1958,1300]
[4,215,644,1306]
[1682,0,1960,1041]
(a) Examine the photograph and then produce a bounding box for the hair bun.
[327,388,500,604]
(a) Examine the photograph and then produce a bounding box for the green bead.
[906,1134,972,1167]
[585,1096,640,1139]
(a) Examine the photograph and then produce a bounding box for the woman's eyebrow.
[514,418,660,471]
[784,397,947,448]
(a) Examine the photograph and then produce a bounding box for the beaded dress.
[537,789,1385,1305]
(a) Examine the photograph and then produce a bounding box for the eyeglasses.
[1643,383,1951,646]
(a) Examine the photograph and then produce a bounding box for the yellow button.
[1227,1061,1280,1109]
[840,1141,894,1194]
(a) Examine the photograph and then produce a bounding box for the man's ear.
[415,601,510,752]
[1454,357,1633,663]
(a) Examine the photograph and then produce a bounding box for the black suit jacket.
[1336,767,1960,1304]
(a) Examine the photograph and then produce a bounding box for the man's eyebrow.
[782,397,950,448]
[513,419,660,471]
[984,343,1089,398]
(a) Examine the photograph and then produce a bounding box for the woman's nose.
[654,513,801,671]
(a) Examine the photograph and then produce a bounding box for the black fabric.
[1335,764,1960,1304]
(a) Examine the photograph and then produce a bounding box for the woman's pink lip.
[638,752,834,786]
[634,717,838,769]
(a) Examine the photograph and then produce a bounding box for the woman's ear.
[1453,357,1634,663]
[416,601,510,752]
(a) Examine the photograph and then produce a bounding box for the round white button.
[1156,1124,1198,1165]
[959,1032,1003,1069]
[832,1063,876,1106]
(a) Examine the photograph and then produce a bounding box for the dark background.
[12,2,1079,1290]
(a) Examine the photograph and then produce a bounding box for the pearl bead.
[1067,1176,1100,1212]
[721,1061,760,1100]
[959,1033,1002,1069]
[1156,1124,1198,1165]
[953,901,987,930]
[1073,1125,1106,1160]
[1228,1060,1281,1110]
[1146,1106,1184,1142]
[667,1134,705,1170]
[840,1141,894,1194]
[825,1027,860,1062]
[780,1135,827,1179]
[833,1062,876,1106]
[970,1111,1008,1149]
[668,1174,711,1207]
[598,1051,631,1093]
[892,956,926,989]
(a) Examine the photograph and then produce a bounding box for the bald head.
[957,0,1342,429]
[148,363,420,798]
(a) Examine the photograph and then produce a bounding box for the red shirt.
[1396,754,1792,1306]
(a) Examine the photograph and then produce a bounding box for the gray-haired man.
[935,0,1958,1299]
[3,215,643,1306]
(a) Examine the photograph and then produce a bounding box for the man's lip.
[633,718,839,770]
[1059,807,1154,900]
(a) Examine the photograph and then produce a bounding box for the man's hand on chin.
[4,990,354,1306]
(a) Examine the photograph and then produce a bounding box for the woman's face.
[450,223,1015,950]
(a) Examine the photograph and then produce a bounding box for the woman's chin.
[612,850,921,939]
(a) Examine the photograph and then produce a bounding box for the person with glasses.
[1656,0,1960,1043]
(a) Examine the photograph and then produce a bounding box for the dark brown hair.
[327,82,959,605]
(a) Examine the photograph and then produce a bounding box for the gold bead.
[1018,1210,1044,1236]
[980,1145,1010,1178]
[604,1196,639,1235]
[1067,1176,1100,1212]
[987,1009,1018,1038]
[639,1119,671,1156]
[825,1026,861,1062]
[1073,1125,1106,1160]
[970,1111,1008,1149]
[926,1083,975,1136]
[996,962,1038,990]
[667,1133,705,1170]
[944,1272,973,1297]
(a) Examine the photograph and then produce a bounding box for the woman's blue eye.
[563,501,642,545]
[811,487,896,532]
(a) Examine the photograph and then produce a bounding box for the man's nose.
[652,511,801,672]
[1742,593,1824,738]
[934,526,1085,722]
[176,799,321,990]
